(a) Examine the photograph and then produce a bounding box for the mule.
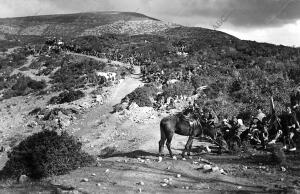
[158,113,226,158]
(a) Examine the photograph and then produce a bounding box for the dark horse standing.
[159,113,226,158]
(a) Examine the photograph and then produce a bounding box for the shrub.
[162,81,194,99]
[0,130,95,179]
[49,90,85,104]
[3,76,47,98]
[123,84,159,107]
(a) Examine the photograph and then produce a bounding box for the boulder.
[203,164,212,171]
[18,174,29,183]
[27,121,38,128]
[96,95,104,104]
[128,102,139,110]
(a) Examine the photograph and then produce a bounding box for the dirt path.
[10,55,51,81]
[66,52,131,68]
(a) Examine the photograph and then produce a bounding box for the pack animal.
[159,113,227,158]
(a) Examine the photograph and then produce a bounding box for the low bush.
[0,130,95,179]
[3,76,47,98]
[162,81,194,99]
[123,84,159,107]
[49,90,85,104]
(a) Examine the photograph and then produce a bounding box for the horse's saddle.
[181,114,197,127]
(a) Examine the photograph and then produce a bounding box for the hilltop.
[0,11,179,37]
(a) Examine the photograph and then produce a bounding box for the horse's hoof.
[172,156,177,160]
[158,156,163,162]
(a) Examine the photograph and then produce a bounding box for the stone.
[18,174,29,183]
[198,164,204,169]
[212,166,219,172]
[203,164,212,171]
[27,121,38,128]
[96,183,101,187]
[220,169,227,175]
[176,174,181,178]
[158,156,162,162]
[128,102,139,110]
[81,178,89,182]
[137,181,145,186]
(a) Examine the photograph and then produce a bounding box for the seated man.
[250,118,268,146]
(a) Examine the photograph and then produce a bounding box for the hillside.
[0,11,300,193]
[0,11,179,37]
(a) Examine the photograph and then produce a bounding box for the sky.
[0,0,299,47]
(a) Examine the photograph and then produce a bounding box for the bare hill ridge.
[0,11,179,37]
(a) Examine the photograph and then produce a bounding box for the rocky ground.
[0,55,299,194]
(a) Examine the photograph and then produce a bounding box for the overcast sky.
[1,0,299,47]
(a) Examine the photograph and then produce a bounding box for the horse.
[159,112,227,158]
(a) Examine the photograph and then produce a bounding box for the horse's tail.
[159,119,167,154]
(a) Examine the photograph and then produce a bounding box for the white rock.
[212,166,219,172]
[176,174,181,178]
[182,158,186,161]
[96,183,101,187]
[198,164,204,169]
[220,169,227,175]
[172,156,177,160]
[18,174,29,183]
[138,181,145,186]
[105,169,110,173]
[203,164,212,171]
[161,183,168,187]
[158,156,163,162]
[81,178,89,182]
[91,173,96,176]
[205,146,211,153]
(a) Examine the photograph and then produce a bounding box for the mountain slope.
[0,11,179,37]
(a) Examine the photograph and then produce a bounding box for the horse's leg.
[188,138,194,157]
[159,138,166,156]
[159,126,166,156]
[182,136,193,158]
[166,133,174,158]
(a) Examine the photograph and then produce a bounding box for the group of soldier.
[183,99,300,152]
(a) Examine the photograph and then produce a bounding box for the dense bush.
[162,81,194,99]
[50,59,106,90]
[123,84,159,107]
[3,76,47,98]
[0,130,95,179]
[49,90,85,104]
